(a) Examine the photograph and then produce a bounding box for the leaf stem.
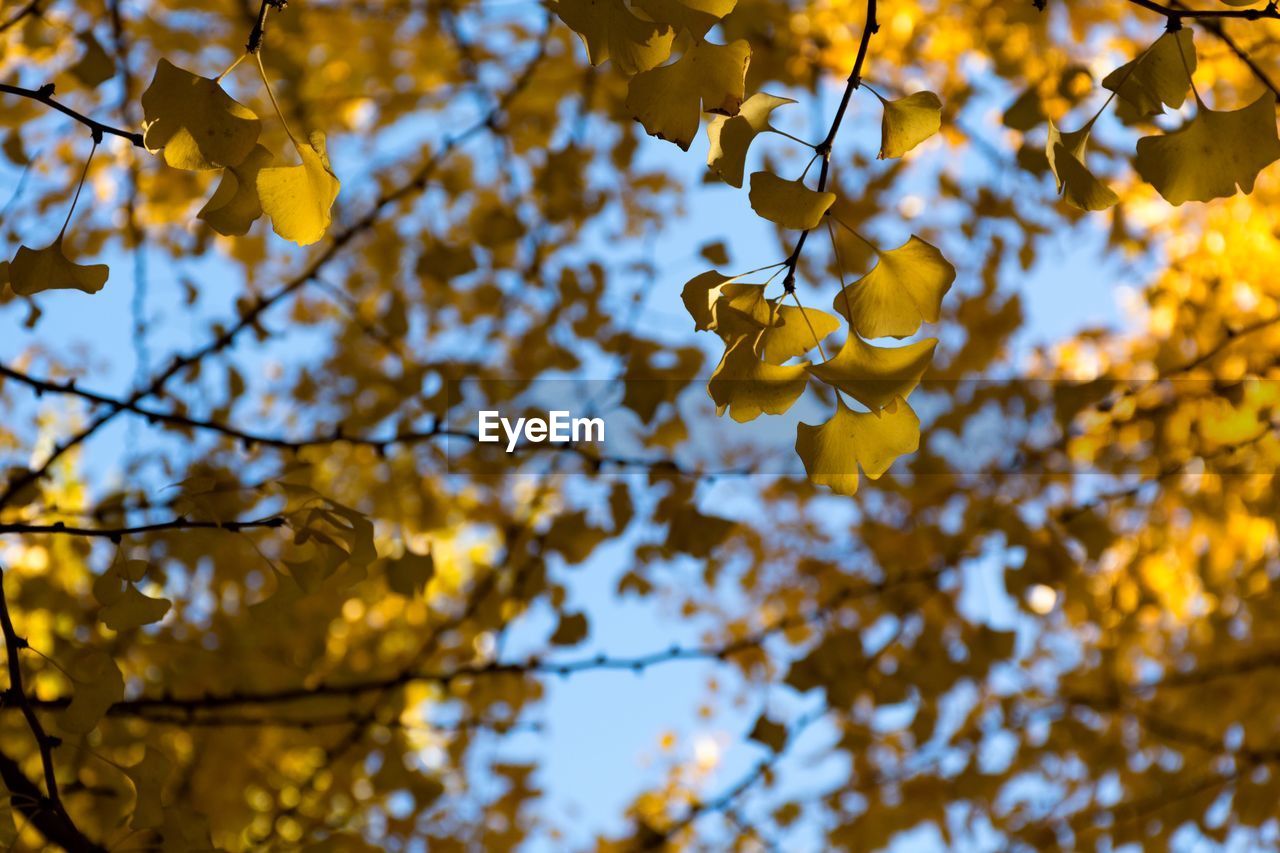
[773,128,818,149]
[58,139,97,240]
[217,52,247,83]
[832,215,881,255]
[256,52,300,149]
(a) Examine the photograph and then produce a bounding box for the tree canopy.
[4,0,1280,849]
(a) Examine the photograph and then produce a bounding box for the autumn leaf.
[877,90,942,159]
[795,396,920,496]
[748,171,836,230]
[807,333,936,411]
[554,0,675,74]
[707,92,795,187]
[140,58,261,170]
[1102,29,1196,117]
[834,236,954,339]
[125,747,172,829]
[632,0,737,38]
[258,132,341,246]
[551,611,589,645]
[198,144,274,236]
[1046,119,1118,211]
[69,31,114,88]
[8,239,108,296]
[1135,92,1280,205]
[708,337,809,421]
[94,559,172,631]
[627,40,751,151]
[59,649,124,734]
[100,585,172,631]
[758,305,841,364]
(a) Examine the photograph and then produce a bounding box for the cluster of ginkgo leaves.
[556,0,1280,496]
[556,0,952,495]
[6,38,339,299]
[1047,26,1280,209]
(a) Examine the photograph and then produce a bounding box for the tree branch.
[1124,0,1280,24]
[0,566,106,852]
[0,514,286,541]
[18,563,946,717]
[781,0,878,293]
[0,83,143,147]
[0,363,748,480]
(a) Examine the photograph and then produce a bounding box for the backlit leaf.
[632,0,737,38]
[748,171,835,230]
[757,305,841,364]
[707,93,795,187]
[555,0,675,74]
[627,40,751,151]
[708,337,808,422]
[1135,92,1280,205]
[807,333,936,411]
[198,144,274,236]
[1102,30,1196,117]
[835,236,954,339]
[141,58,260,170]
[9,239,108,296]
[258,132,341,246]
[796,396,920,496]
[877,90,942,159]
[1046,119,1118,211]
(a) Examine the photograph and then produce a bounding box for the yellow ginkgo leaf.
[835,236,955,339]
[627,39,751,151]
[796,396,920,496]
[878,91,942,159]
[632,0,737,38]
[1046,119,1118,211]
[141,58,261,170]
[1102,30,1195,117]
[758,305,841,364]
[59,649,124,734]
[555,0,675,75]
[681,270,743,330]
[199,144,274,236]
[712,284,781,338]
[807,332,936,411]
[748,171,835,230]
[708,337,808,422]
[680,271,780,336]
[125,747,172,829]
[258,132,341,246]
[9,239,108,296]
[1135,93,1280,205]
[707,93,795,187]
[100,584,172,631]
[69,31,114,88]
